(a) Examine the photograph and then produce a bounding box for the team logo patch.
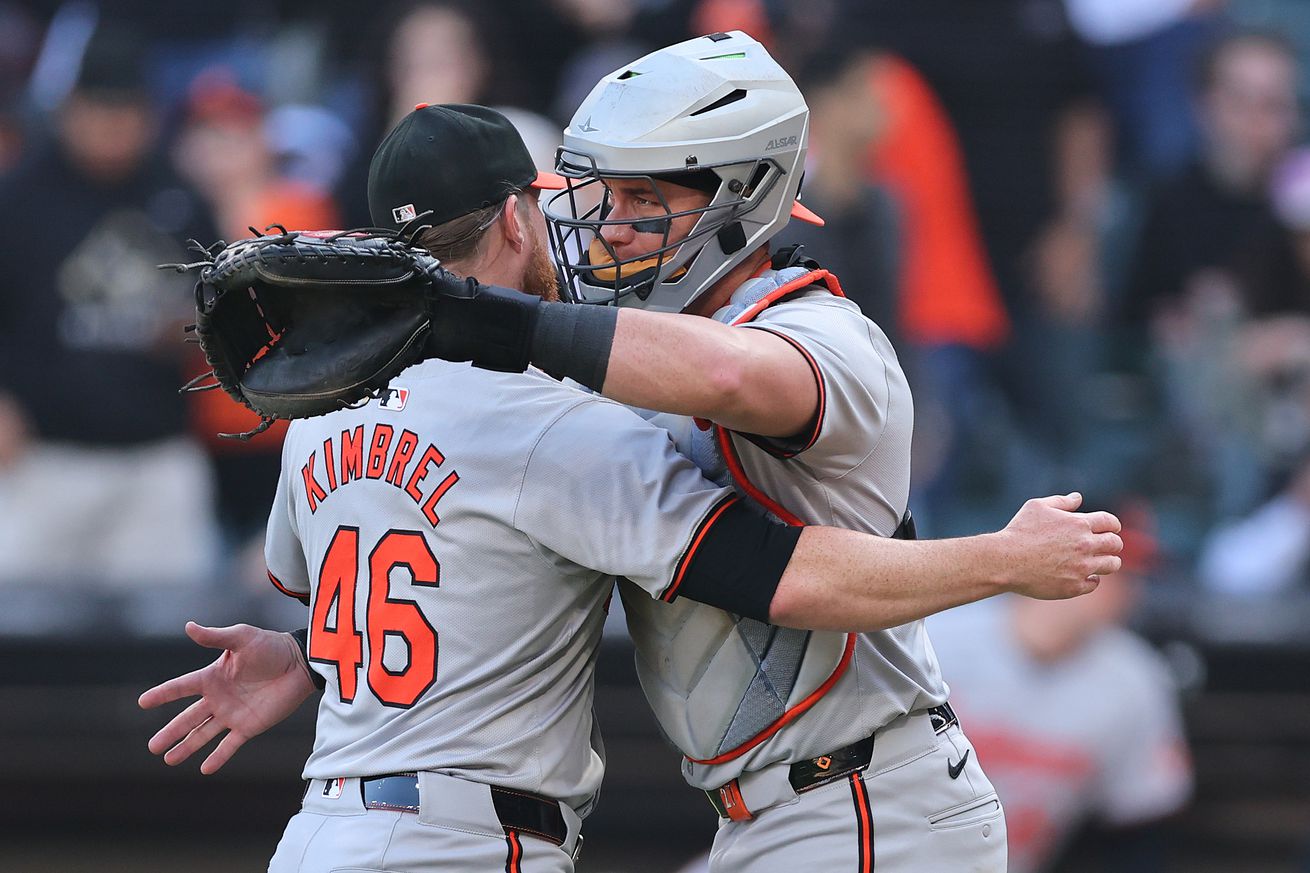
[392,203,417,223]
[323,777,346,799]
[379,386,409,411]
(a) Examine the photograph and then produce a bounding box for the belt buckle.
[361,773,421,813]
[929,703,958,734]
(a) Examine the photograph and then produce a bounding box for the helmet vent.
[690,88,747,116]
[617,69,643,80]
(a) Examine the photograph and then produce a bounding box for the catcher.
[143,103,1121,872]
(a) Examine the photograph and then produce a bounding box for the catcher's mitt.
[171,227,441,439]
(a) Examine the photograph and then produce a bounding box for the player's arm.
[514,399,1123,631]
[140,436,318,774]
[679,492,1123,631]
[601,308,816,437]
[138,622,317,774]
[529,303,816,437]
[422,280,817,437]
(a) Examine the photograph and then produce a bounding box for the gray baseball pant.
[707,713,1007,872]
[268,772,584,873]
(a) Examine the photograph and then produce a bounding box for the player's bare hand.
[997,493,1124,599]
[138,621,317,775]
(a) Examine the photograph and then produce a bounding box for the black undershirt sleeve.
[674,502,804,621]
[290,627,327,690]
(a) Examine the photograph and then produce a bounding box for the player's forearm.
[768,528,1012,631]
[530,303,815,436]
[602,309,815,436]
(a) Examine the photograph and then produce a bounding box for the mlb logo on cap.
[392,203,418,224]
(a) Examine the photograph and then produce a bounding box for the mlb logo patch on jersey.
[392,203,418,224]
[323,777,346,799]
[379,386,409,411]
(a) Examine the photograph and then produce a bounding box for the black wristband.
[290,627,326,690]
[675,502,804,622]
[530,301,618,391]
[424,275,542,373]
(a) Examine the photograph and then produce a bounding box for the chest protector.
[622,252,870,766]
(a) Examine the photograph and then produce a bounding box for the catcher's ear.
[500,193,527,254]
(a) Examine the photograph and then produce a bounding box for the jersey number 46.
[309,525,439,708]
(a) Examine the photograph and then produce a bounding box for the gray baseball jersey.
[619,267,947,790]
[264,358,733,812]
[928,602,1193,873]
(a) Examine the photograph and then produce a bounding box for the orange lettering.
[367,425,394,479]
[340,426,364,484]
[301,454,328,513]
[404,445,445,504]
[387,430,420,487]
[421,471,460,527]
[323,438,338,491]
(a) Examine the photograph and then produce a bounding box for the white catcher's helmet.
[544,31,823,312]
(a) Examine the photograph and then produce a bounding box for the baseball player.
[417,33,1063,871]
[141,101,1121,872]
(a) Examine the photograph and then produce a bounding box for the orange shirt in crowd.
[868,56,1009,350]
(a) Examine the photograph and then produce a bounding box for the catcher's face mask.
[544,154,778,311]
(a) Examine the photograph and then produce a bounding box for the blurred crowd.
[3,0,1309,869]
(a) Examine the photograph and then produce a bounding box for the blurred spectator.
[333,1,498,226]
[549,0,650,125]
[1065,0,1227,180]
[785,48,1011,533]
[0,2,39,176]
[1126,31,1302,517]
[1126,30,1301,328]
[0,24,219,590]
[929,565,1194,873]
[174,70,339,242]
[172,69,340,544]
[1198,453,1310,594]
[851,0,1115,504]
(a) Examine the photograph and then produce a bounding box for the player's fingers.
[1089,532,1123,556]
[139,667,208,710]
[147,697,211,756]
[200,730,249,776]
[163,716,224,767]
[1089,555,1123,577]
[1041,491,1082,511]
[1082,510,1122,534]
[186,621,253,651]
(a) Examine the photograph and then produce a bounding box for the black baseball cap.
[368,103,565,231]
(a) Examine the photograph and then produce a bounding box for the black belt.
[357,773,569,846]
[706,702,959,819]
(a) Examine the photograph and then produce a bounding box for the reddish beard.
[522,229,561,302]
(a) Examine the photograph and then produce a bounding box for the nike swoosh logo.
[947,749,971,780]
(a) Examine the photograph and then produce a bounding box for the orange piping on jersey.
[267,569,309,605]
[687,267,854,766]
[662,494,742,602]
[743,327,826,458]
[687,633,857,765]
